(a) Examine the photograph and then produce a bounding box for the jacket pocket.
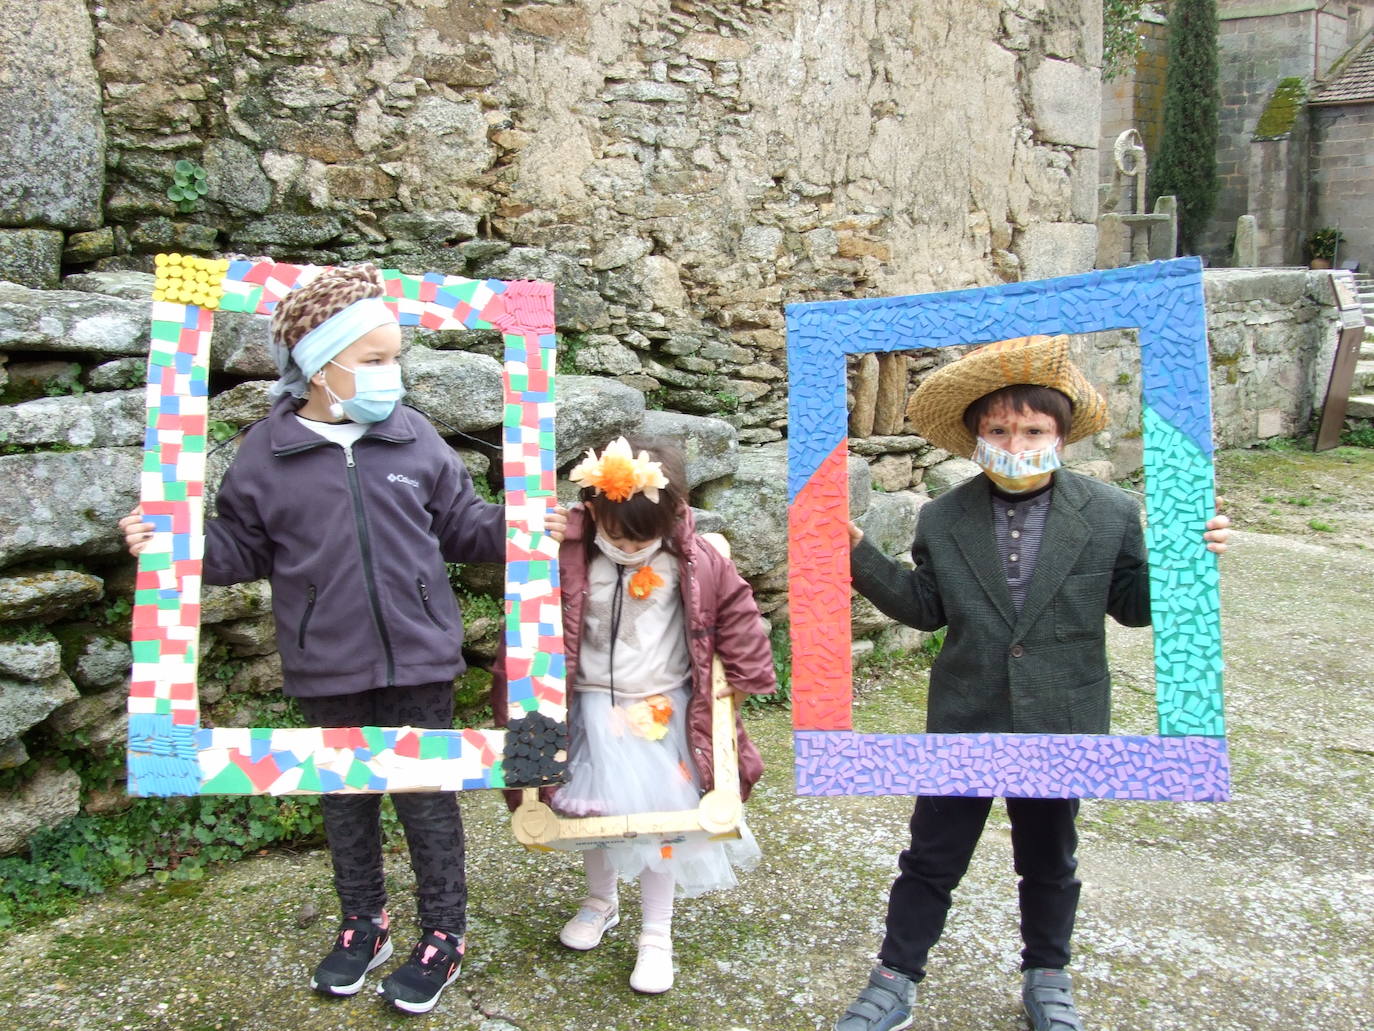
[297,584,317,649]
[1053,572,1110,642]
[417,578,449,630]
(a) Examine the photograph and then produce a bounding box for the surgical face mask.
[324,361,404,424]
[593,532,663,567]
[972,436,1062,493]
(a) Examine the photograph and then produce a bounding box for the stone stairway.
[1351,274,1374,419]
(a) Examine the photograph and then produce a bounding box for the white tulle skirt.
[553,685,761,898]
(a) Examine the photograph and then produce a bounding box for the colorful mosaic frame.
[126,254,563,796]
[786,258,1228,801]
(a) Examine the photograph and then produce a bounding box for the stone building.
[1309,32,1374,268]
[1099,0,1374,267]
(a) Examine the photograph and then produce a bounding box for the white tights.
[584,849,675,936]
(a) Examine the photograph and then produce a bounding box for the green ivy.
[742,620,792,711]
[1103,0,1148,81]
[1254,77,1306,140]
[208,419,239,443]
[554,331,590,375]
[0,794,326,932]
[1340,423,1374,448]
[168,159,209,213]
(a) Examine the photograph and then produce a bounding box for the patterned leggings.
[297,683,466,937]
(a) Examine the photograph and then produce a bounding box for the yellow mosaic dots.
[151,254,230,308]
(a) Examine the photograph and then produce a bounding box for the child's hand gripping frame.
[510,532,745,850]
[785,258,1229,801]
[126,254,566,797]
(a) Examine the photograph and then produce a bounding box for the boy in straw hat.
[833,335,1230,1031]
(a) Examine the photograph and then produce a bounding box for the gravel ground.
[0,458,1370,1031]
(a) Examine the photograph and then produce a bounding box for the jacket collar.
[266,395,419,456]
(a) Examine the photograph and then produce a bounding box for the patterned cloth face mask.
[972,436,1062,493]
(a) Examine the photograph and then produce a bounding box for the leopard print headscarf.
[268,264,386,397]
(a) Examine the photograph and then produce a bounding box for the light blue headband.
[291,296,398,380]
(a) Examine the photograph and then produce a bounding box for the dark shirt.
[990,480,1053,614]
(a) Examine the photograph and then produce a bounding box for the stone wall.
[0,0,1109,448]
[0,0,1120,858]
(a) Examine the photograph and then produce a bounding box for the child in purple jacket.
[122,264,564,1015]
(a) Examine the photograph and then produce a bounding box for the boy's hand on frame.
[118,505,153,557]
[847,521,864,549]
[1203,512,1231,555]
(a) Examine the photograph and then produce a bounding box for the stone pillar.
[872,354,910,436]
[1247,120,1310,267]
[1233,215,1259,267]
[849,354,880,437]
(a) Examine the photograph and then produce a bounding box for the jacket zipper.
[297,584,317,649]
[344,443,396,687]
[417,578,448,629]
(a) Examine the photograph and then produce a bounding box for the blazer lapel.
[1013,474,1090,635]
[950,476,1017,628]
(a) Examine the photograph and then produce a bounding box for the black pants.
[878,795,1081,981]
[297,683,467,937]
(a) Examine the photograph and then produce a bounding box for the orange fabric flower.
[645,694,672,726]
[623,700,669,741]
[628,565,664,599]
[596,454,638,501]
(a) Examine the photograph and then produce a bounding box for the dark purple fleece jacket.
[203,397,504,697]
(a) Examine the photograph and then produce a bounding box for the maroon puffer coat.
[492,503,776,808]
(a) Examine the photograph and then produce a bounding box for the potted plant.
[1306,226,1343,268]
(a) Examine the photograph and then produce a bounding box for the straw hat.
[906,335,1108,457]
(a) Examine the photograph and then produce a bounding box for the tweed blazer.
[851,470,1150,735]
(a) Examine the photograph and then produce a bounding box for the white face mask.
[593,533,662,567]
[972,436,1062,493]
[323,361,405,423]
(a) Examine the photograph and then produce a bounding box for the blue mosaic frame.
[785,258,1228,800]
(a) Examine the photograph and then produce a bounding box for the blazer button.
[1009,644,1025,657]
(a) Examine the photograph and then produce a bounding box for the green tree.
[1148,0,1220,254]
[1103,0,1148,80]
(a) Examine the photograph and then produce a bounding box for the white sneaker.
[629,932,674,994]
[558,897,620,951]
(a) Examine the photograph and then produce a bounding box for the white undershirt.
[295,415,368,446]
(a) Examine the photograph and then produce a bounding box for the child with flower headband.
[495,435,775,993]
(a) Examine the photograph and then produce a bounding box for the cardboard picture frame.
[785,258,1229,801]
[126,255,566,797]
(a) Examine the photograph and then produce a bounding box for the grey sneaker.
[834,964,916,1031]
[1022,968,1084,1031]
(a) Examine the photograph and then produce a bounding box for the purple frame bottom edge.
[792,730,1230,801]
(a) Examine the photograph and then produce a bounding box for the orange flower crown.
[568,436,669,503]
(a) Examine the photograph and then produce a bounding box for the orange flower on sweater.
[627,565,664,599]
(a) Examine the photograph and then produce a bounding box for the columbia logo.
[387,473,420,488]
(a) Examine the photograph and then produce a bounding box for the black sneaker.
[310,916,393,996]
[377,929,463,1015]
